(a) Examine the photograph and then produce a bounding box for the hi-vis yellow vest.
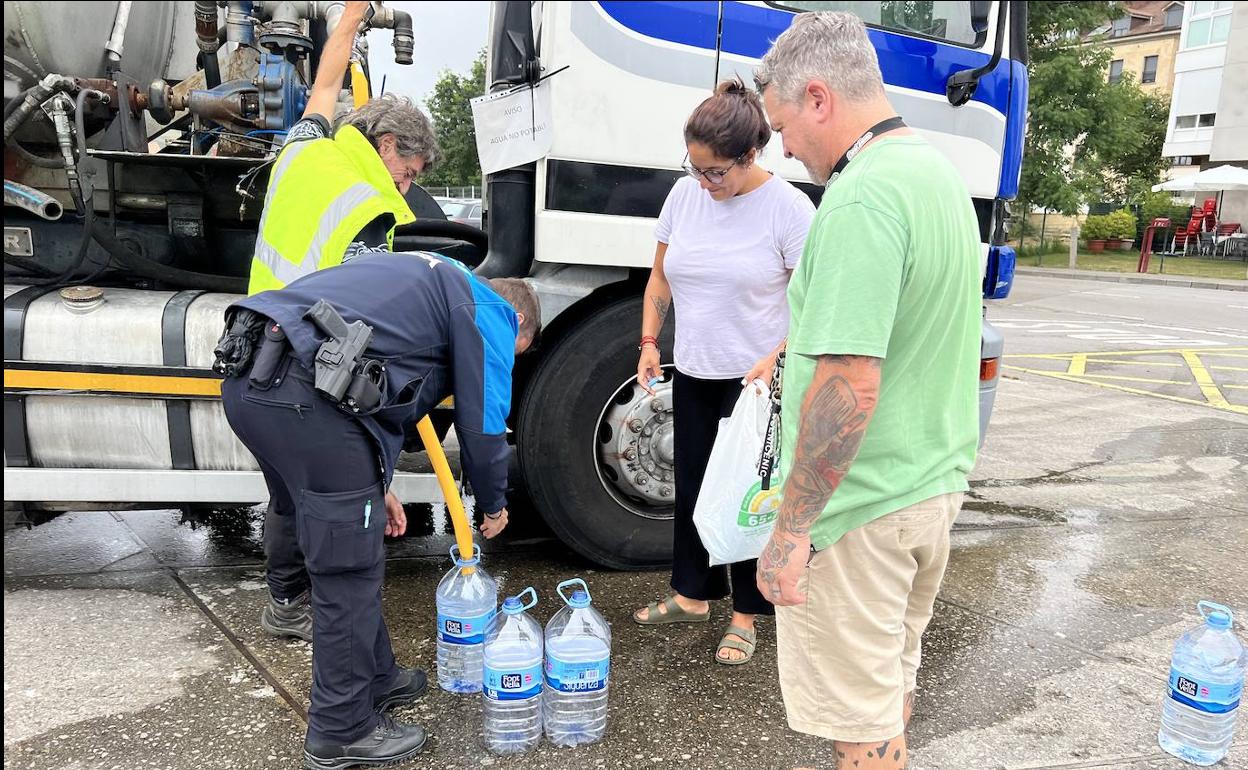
[246,124,415,294]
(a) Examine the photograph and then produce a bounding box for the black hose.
[3,74,75,144]
[88,218,247,293]
[393,218,488,252]
[8,140,65,168]
[199,50,222,90]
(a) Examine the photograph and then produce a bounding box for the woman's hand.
[744,350,779,389]
[636,346,662,396]
[480,508,509,539]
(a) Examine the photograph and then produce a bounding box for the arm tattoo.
[776,355,880,539]
[757,534,797,600]
[649,295,670,326]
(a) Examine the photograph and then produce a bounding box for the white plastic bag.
[693,381,781,566]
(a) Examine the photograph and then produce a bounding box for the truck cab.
[3,1,1025,569]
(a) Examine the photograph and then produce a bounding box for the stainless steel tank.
[3,1,199,97]
[5,283,257,471]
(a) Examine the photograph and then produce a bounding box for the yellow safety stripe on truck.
[3,362,453,407]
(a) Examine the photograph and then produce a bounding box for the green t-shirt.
[781,135,981,549]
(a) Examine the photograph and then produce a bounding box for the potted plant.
[1111,209,1137,250]
[1083,215,1109,252]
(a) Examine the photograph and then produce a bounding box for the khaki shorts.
[775,492,963,743]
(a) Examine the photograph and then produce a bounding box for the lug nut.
[651,399,665,412]
[628,419,643,433]
[659,485,672,497]
[623,448,637,461]
[634,473,649,486]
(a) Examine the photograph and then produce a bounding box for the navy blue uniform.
[220,251,517,745]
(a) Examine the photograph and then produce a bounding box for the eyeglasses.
[682,153,745,185]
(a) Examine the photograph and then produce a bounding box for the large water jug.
[1158,601,1246,766]
[482,587,544,754]
[435,544,497,693]
[543,578,611,747]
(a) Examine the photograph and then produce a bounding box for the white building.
[1162,0,1247,223]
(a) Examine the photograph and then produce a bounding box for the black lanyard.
[829,116,907,182]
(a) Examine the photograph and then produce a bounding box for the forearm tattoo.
[776,355,880,539]
[649,295,670,326]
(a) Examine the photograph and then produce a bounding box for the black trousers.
[221,359,398,745]
[670,369,775,616]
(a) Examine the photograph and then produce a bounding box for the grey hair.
[335,93,442,170]
[754,12,885,105]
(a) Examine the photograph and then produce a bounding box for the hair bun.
[714,77,750,97]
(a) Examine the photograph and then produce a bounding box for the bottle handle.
[556,578,590,605]
[450,542,481,566]
[514,586,538,612]
[1198,600,1234,624]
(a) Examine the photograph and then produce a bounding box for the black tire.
[516,296,674,569]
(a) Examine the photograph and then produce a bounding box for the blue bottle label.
[544,655,610,693]
[484,662,543,701]
[1168,667,1243,714]
[437,609,495,645]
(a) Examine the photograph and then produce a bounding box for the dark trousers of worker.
[264,476,309,601]
[670,369,774,616]
[221,359,399,745]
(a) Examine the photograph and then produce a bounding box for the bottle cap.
[502,587,538,615]
[1198,600,1234,630]
[569,590,591,609]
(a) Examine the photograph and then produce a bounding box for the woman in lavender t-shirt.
[632,79,815,665]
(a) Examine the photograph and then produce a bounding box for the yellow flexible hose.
[350,61,477,573]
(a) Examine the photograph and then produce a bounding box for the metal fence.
[424,186,481,199]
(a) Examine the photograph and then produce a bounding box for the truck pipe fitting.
[226,1,256,46]
[391,9,414,65]
[3,180,64,221]
[105,1,134,68]
[3,73,77,145]
[195,0,222,53]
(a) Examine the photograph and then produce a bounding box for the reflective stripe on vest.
[246,124,414,295]
[252,182,381,285]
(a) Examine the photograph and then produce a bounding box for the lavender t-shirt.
[656,175,815,379]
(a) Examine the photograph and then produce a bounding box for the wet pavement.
[5,277,1248,770]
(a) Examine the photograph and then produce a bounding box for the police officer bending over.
[215,250,540,769]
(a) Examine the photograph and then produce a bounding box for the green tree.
[422,51,486,188]
[1018,2,1166,216]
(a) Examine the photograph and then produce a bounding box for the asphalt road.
[4,274,1246,770]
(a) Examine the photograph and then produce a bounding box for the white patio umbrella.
[1152,165,1248,274]
[1152,164,1248,193]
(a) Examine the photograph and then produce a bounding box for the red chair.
[1202,197,1218,214]
[1216,222,1241,236]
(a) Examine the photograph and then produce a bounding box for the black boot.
[260,589,313,642]
[373,667,428,712]
[303,714,427,769]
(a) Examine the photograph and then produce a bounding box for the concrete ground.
[4,274,1247,770]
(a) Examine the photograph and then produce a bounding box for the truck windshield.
[771,1,981,46]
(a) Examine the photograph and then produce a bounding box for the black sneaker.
[303,715,427,769]
[260,589,313,642]
[374,667,428,712]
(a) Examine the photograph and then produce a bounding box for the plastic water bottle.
[435,544,497,693]
[482,587,543,754]
[544,578,612,747]
[1158,601,1246,765]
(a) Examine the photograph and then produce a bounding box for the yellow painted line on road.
[1076,373,1192,386]
[1004,365,1248,416]
[1182,351,1234,411]
[1007,346,1248,358]
[1066,353,1087,376]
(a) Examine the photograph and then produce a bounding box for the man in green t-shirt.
[753,11,982,769]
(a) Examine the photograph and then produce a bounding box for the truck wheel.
[517,296,674,569]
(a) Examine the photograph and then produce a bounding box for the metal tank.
[5,283,256,472]
[3,1,198,97]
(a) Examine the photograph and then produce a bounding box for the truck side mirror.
[970,0,992,34]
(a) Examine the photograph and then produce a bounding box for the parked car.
[440,198,483,230]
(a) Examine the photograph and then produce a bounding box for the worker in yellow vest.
[247,0,440,295]
[250,1,440,651]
